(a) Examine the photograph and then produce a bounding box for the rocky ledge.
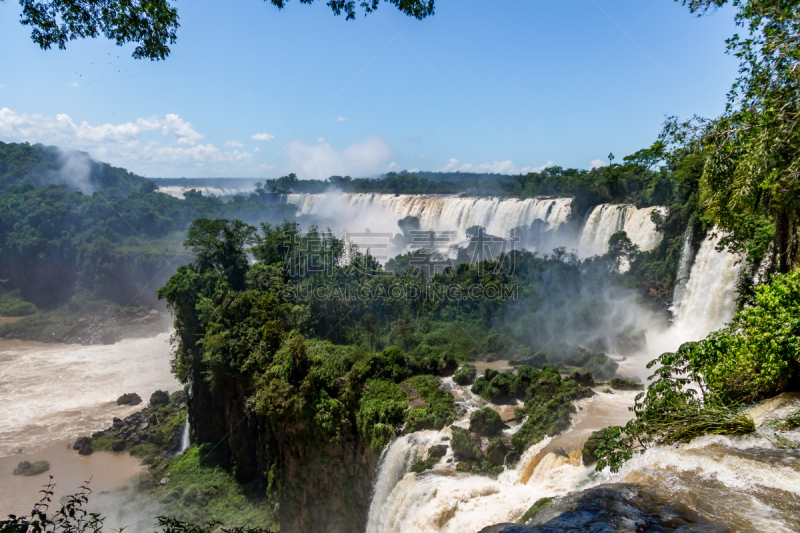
[73,389,187,459]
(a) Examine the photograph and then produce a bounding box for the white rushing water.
[670,225,695,316]
[0,333,178,457]
[578,204,666,258]
[158,186,245,198]
[365,372,644,533]
[671,230,744,340]
[284,193,572,242]
[179,419,190,454]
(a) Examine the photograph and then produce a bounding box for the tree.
[668,0,800,272]
[16,0,436,60]
[184,218,256,291]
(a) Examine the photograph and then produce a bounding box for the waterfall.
[363,379,630,533]
[366,432,442,533]
[283,193,572,241]
[179,419,190,453]
[670,225,695,316]
[578,204,666,258]
[671,230,743,340]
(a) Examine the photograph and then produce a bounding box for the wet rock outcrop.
[481,484,725,532]
[13,460,50,476]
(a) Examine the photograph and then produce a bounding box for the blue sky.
[0,0,739,179]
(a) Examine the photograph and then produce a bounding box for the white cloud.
[589,159,607,170]
[253,147,262,152]
[224,140,244,148]
[284,136,392,180]
[68,82,80,87]
[418,153,426,159]
[337,116,347,122]
[317,138,325,143]
[408,168,420,173]
[0,108,251,176]
[252,132,275,141]
[0,85,5,89]
[439,158,553,175]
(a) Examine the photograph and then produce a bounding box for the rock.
[73,436,93,455]
[116,392,142,406]
[609,377,643,390]
[112,417,124,428]
[581,354,618,381]
[453,364,477,385]
[510,353,547,369]
[486,440,508,466]
[470,407,505,436]
[581,430,605,466]
[483,484,725,532]
[428,445,448,459]
[13,460,50,476]
[111,440,126,452]
[569,371,594,387]
[140,422,150,430]
[477,525,523,533]
[149,390,170,406]
[159,477,170,484]
[170,390,188,405]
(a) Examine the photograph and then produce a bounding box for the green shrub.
[357,379,409,449]
[609,378,642,390]
[469,407,504,436]
[450,427,481,461]
[403,375,457,432]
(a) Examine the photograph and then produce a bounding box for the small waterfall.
[179,419,190,453]
[670,225,695,315]
[672,230,743,340]
[366,432,442,533]
[578,204,666,258]
[282,193,572,241]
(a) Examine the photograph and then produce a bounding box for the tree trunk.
[775,209,800,273]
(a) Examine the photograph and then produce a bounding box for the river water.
[0,333,178,516]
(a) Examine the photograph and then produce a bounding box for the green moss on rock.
[13,460,50,476]
[469,407,504,436]
[453,363,477,385]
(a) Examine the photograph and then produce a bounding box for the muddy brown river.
[0,333,178,516]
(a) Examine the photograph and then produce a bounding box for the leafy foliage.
[667,0,800,272]
[0,478,273,533]
[17,0,436,59]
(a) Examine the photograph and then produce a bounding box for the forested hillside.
[0,143,295,341]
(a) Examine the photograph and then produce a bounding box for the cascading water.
[179,419,190,453]
[670,225,695,316]
[283,193,572,241]
[365,376,639,533]
[578,204,666,258]
[671,230,743,341]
